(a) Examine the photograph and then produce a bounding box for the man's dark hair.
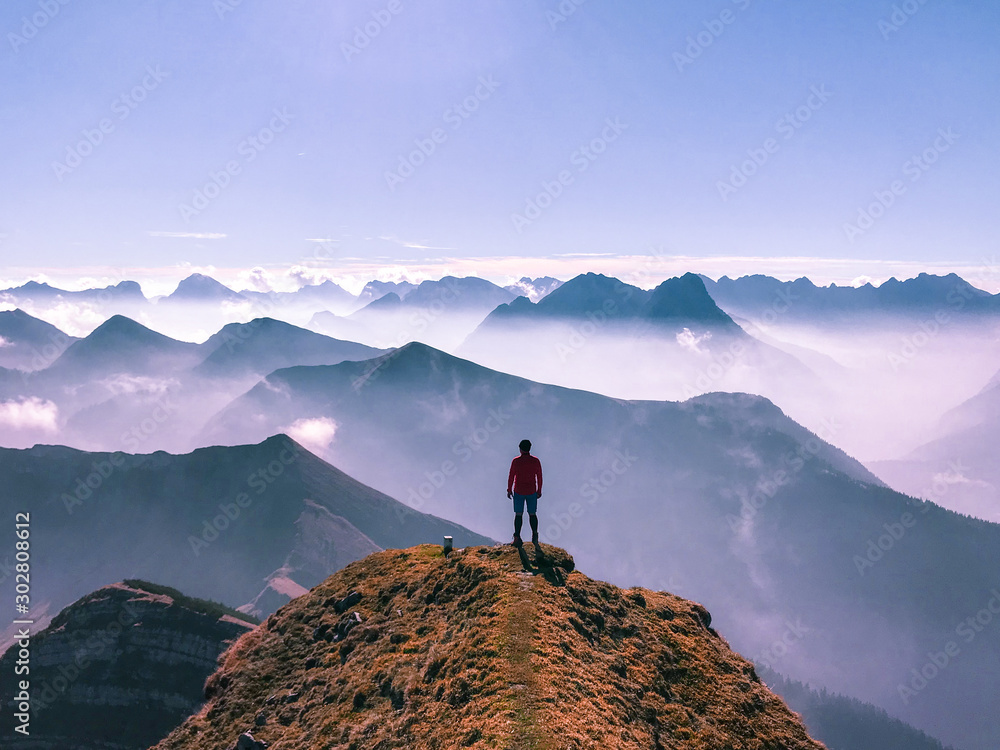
[519,439,531,452]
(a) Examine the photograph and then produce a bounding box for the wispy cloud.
[148,231,227,239]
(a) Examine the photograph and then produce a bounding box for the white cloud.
[98,375,179,397]
[0,335,11,348]
[20,301,105,337]
[241,266,273,293]
[676,328,712,354]
[284,417,338,454]
[0,398,59,432]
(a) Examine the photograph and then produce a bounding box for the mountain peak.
[168,273,244,302]
[154,544,823,750]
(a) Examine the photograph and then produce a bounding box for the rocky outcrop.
[153,544,825,750]
[0,581,256,750]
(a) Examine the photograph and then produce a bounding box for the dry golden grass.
[152,544,824,750]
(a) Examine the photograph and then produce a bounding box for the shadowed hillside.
[154,544,824,750]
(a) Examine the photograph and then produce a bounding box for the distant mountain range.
[0,435,493,628]
[309,276,519,350]
[868,367,1000,523]
[197,339,1000,749]
[0,580,255,750]
[153,544,826,750]
[701,272,999,324]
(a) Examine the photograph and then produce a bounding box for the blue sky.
[1,0,998,290]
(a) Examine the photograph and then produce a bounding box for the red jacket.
[508,454,542,495]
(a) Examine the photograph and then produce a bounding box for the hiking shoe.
[531,533,539,545]
[512,535,523,547]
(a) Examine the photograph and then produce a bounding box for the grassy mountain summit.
[155,544,824,750]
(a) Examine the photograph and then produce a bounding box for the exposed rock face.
[0,581,256,750]
[154,544,825,750]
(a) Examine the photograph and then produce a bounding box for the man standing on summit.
[507,439,542,548]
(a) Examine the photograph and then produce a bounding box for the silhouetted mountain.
[44,315,201,378]
[0,309,78,370]
[702,272,998,324]
[0,581,255,750]
[195,318,385,379]
[199,342,1000,750]
[240,280,355,312]
[0,435,493,625]
[154,545,824,750]
[504,275,563,301]
[758,667,956,750]
[164,274,245,303]
[869,369,1000,523]
[460,272,817,408]
[0,279,146,305]
[312,277,517,350]
[354,279,417,307]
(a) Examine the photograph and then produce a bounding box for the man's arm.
[535,458,543,497]
[507,459,515,498]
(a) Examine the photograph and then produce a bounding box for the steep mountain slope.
[312,277,517,350]
[868,373,1000,522]
[0,436,493,623]
[154,544,824,750]
[0,309,78,370]
[42,314,202,379]
[199,342,1000,750]
[195,317,385,380]
[0,580,255,750]
[702,272,998,323]
[164,273,246,303]
[458,272,822,411]
[504,275,563,301]
[758,668,955,750]
[699,273,1000,460]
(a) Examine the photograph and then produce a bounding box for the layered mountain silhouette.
[153,544,825,750]
[504,275,563,301]
[310,276,517,350]
[163,273,246,304]
[0,580,255,750]
[702,272,998,324]
[0,436,493,625]
[869,367,1000,522]
[458,272,822,413]
[199,341,1000,750]
[759,667,956,750]
[194,317,385,381]
[0,309,78,371]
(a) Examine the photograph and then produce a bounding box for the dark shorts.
[513,493,538,515]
